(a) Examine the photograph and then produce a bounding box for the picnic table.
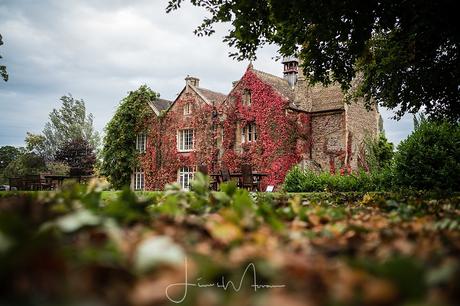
[43,175,71,189]
[209,171,268,191]
[210,171,268,179]
[44,174,94,188]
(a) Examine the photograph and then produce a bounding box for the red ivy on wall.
[141,92,218,190]
[220,70,311,189]
[139,70,313,190]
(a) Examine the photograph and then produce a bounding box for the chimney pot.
[282,56,299,87]
[185,76,200,87]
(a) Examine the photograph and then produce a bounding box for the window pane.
[178,166,194,190]
[179,129,194,151]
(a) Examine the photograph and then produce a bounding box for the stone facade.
[134,61,380,190]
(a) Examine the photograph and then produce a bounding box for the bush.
[283,166,393,192]
[364,134,394,171]
[394,120,460,191]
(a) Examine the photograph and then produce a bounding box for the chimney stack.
[185,76,200,87]
[282,56,299,87]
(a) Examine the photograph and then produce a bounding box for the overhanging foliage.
[167,0,460,121]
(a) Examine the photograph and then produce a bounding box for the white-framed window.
[134,168,145,190]
[178,129,195,152]
[242,89,251,106]
[178,166,195,190]
[242,123,257,143]
[136,133,147,153]
[183,103,192,115]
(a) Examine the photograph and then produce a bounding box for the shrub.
[283,166,393,192]
[394,120,460,191]
[364,134,394,171]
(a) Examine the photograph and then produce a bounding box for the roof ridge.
[154,97,173,103]
[196,87,226,96]
[252,69,287,83]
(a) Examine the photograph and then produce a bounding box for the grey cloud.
[0,0,412,147]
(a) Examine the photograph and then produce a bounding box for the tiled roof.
[309,84,344,112]
[152,98,173,112]
[252,69,295,102]
[251,68,344,112]
[195,87,226,104]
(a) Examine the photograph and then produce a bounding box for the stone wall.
[344,99,379,170]
[309,111,346,173]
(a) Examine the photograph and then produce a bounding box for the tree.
[0,146,21,183]
[25,132,49,158]
[101,85,157,189]
[55,138,96,176]
[3,153,46,178]
[0,34,7,82]
[0,146,21,172]
[364,134,394,171]
[46,161,70,176]
[29,94,100,158]
[166,0,460,121]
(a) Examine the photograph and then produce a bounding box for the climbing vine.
[220,70,311,188]
[136,69,315,190]
[101,85,157,189]
[141,91,218,190]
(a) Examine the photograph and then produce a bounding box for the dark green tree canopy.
[167,0,459,120]
[3,153,47,178]
[394,120,460,191]
[0,146,21,172]
[101,85,158,189]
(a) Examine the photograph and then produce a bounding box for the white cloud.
[0,0,411,147]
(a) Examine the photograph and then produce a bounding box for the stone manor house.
[132,58,380,190]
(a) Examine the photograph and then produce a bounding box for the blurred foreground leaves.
[0,175,459,306]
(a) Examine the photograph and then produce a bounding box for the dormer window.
[242,89,251,106]
[184,103,192,115]
[241,123,257,143]
[136,133,146,153]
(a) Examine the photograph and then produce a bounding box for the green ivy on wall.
[101,85,158,189]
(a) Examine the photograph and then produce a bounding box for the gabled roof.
[194,87,226,104]
[251,67,344,113]
[153,98,173,111]
[148,98,173,115]
[160,84,226,114]
[252,69,295,102]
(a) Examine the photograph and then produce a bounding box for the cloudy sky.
[0,0,413,147]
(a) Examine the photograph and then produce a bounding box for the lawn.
[0,179,459,306]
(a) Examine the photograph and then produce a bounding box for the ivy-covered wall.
[141,87,218,190]
[219,70,311,188]
[138,68,377,190]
